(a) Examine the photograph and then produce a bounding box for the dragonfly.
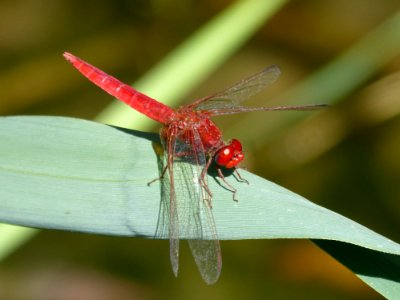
[64,52,326,284]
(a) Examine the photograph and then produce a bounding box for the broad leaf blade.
[0,116,161,236]
[1,116,400,296]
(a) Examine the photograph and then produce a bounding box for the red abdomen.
[64,52,176,124]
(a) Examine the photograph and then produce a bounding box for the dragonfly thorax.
[162,110,224,154]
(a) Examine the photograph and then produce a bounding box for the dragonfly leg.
[200,156,214,207]
[233,168,249,184]
[202,184,214,207]
[147,164,169,186]
[217,168,239,202]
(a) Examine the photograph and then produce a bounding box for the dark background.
[1,0,400,299]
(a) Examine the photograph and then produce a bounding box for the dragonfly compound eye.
[215,140,244,169]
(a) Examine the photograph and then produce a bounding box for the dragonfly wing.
[188,65,281,111]
[154,136,180,277]
[168,160,180,278]
[188,231,221,284]
[169,128,222,284]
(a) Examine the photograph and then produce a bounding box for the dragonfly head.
[214,139,244,169]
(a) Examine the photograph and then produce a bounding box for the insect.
[64,52,326,284]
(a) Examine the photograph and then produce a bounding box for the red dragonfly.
[64,52,325,284]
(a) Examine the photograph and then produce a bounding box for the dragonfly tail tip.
[63,52,75,62]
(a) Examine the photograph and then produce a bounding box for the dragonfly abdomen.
[64,52,175,124]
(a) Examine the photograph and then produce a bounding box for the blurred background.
[1,0,400,299]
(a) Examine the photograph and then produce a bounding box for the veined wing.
[186,65,281,112]
[157,128,222,284]
[185,129,222,285]
[154,134,180,278]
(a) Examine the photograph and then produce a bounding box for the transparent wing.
[186,65,281,111]
[154,135,180,277]
[184,129,222,284]
[157,128,222,284]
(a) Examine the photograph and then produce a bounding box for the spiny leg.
[200,156,214,207]
[217,168,239,202]
[147,163,169,186]
[234,168,249,184]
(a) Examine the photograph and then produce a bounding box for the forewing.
[188,65,281,111]
[170,129,222,284]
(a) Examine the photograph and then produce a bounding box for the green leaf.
[315,240,400,299]
[1,116,400,297]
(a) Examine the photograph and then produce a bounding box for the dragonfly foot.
[147,177,160,186]
[234,169,249,185]
[217,168,239,202]
[148,165,169,186]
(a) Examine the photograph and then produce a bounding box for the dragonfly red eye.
[215,139,244,168]
[230,139,242,151]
